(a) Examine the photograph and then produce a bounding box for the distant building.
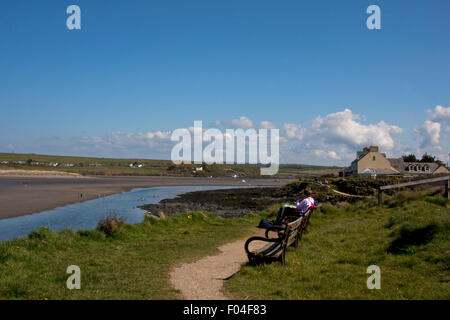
[89,163,103,167]
[47,162,60,167]
[389,159,449,175]
[340,146,449,177]
[61,163,74,167]
[128,162,143,168]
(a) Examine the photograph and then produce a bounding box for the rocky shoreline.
[139,184,366,218]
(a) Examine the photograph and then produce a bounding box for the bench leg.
[281,249,286,265]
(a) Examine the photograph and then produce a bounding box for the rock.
[157,211,166,219]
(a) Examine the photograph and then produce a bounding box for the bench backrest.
[284,216,303,247]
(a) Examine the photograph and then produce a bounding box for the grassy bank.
[0,212,263,299]
[0,152,339,178]
[1,190,448,300]
[225,193,450,299]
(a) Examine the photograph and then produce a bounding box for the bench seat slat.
[245,210,314,265]
[253,242,283,258]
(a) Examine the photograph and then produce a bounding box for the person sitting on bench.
[275,187,317,223]
[296,186,317,214]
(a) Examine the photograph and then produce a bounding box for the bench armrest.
[244,236,282,256]
[265,225,286,238]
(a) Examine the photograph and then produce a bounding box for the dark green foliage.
[96,214,125,237]
[402,154,418,162]
[387,224,439,254]
[332,177,402,196]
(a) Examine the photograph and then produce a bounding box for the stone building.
[340,146,449,177]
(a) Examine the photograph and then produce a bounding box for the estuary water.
[0,185,243,242]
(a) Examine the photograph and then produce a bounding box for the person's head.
[303,186,313,198]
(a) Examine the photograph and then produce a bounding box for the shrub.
[28,227,56,241]
[97,214,125,237]
[332,177,405,196]
[0,245,12,263]
[78,229,106,241]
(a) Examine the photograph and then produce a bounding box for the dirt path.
[327,186,369,198]
[170,229,263,300]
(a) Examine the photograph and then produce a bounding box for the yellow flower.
[187,215,192,220]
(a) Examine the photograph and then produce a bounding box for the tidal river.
[0,185,244,242]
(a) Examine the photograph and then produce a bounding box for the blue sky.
[0,0,449,165]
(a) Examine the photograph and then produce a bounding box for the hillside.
[0,152,340,178]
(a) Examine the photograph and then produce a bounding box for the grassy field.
[225,193,450,299]
[0,152,341,178]
[0,152,170,176]
[1,189,448,300]
[0,212,262,299]
[276,164,342,178]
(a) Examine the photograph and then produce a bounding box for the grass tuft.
[97,214,125,237]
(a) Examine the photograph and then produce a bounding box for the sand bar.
[0,175,290,220]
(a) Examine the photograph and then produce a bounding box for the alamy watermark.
[170,121,279,175]
[366,265,381,289]
[66,5,381,31]
[66,5,81,30]
[66,265,81,290]
[366,5,381,30]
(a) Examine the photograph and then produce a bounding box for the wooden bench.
[266,207,313,240]
[245,216,304,265]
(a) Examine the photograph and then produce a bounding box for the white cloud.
[310,109,402,150]
[154,131,171,140]
[259,121,276,129]
[429,105,450,124]
[313,149,341,160]
[283,123,304,140]
[416,120,441,147]
[231,116,253,128]
[208,110,404,165]
[51,107,447,166]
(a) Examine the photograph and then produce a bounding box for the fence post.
[378,189,383,206]
[446,178,449,199]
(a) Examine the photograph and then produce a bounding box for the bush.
[28,227,56,241]
[0,245,12,263]
[78,229,107,241]
[333,177,402,196]
[97,214,125,237]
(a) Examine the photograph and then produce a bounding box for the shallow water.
[0,185,244,242]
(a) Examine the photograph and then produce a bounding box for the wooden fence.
[378,176,450,206]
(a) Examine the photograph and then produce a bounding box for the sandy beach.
[0,175,290,220]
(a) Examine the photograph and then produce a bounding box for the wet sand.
[0,175,290,220]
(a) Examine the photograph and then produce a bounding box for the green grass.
[224,193,450,299]
[0,152,170,176]
[0,152,262,177]
[1,191,448,300]
[0,211,264,300]
[0,152,342,178]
